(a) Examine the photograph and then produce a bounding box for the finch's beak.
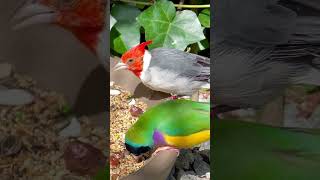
[11,1,58,30]
[113,62,128,71]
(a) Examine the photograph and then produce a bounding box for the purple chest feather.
[153,130,166,145]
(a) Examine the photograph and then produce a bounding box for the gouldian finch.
[213,118,320,179]
[113,41,210,96]
[125,99,210,156]
[12,0,107,67]
[212,0,320,113]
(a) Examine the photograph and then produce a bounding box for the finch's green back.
[142,99,210,136]
[126,99,210,147]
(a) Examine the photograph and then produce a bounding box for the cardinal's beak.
[11,1,58,30]
[113,62,128,71]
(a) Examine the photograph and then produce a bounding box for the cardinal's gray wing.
[149,48,210,83]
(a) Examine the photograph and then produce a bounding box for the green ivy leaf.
[137,0,205,50]
[110,15,117,30]
[110,28,127,54]
[110,4,141,54]
[198,9,210,28]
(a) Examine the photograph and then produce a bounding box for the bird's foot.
[170,95,178,100]
[297,91,320,119]
[167,94,191,100]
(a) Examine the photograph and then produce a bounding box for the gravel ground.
[0,65,107,179]
[110,83,147,179]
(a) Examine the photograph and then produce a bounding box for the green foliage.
[138,0,205,50]
[110,15,117,30]
[198,9,210,28]
[110,0,210,56]
[111,4,141,54]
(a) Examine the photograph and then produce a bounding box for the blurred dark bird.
[213,118,320,179]
[11,0,108,68]
[212,0,320,114]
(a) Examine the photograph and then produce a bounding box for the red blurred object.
[130,106,144,117]
[63,140,106,176]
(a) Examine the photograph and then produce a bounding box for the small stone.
[199,150,210,163]
[194,153,203,162]
[110,89,121,96]
[193,158,210,176]
[0,89,34,105]
[59,117,81,138]
[0,135,22,157]
[54,118,71,132]
[128,99,136,106]
[185,171,196,176]
[130,106,144,117]
[176,168,186,179]
[205,172,210,179]
[175,149,195,170]
[0,63,12,79]
[199,141,210,151]
[179,170,201,180]
[63,140,107,176]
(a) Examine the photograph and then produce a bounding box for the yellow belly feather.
[163,130,210,148]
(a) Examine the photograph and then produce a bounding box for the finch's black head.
[125,142,151,156]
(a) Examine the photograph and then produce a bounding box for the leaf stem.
[112,0,210,8]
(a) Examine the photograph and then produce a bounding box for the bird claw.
[297,92,320,119]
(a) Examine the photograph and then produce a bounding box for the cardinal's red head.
[114,41,153,77]
[12,0,106,57]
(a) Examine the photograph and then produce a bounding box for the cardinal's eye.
[127,59,134,64]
